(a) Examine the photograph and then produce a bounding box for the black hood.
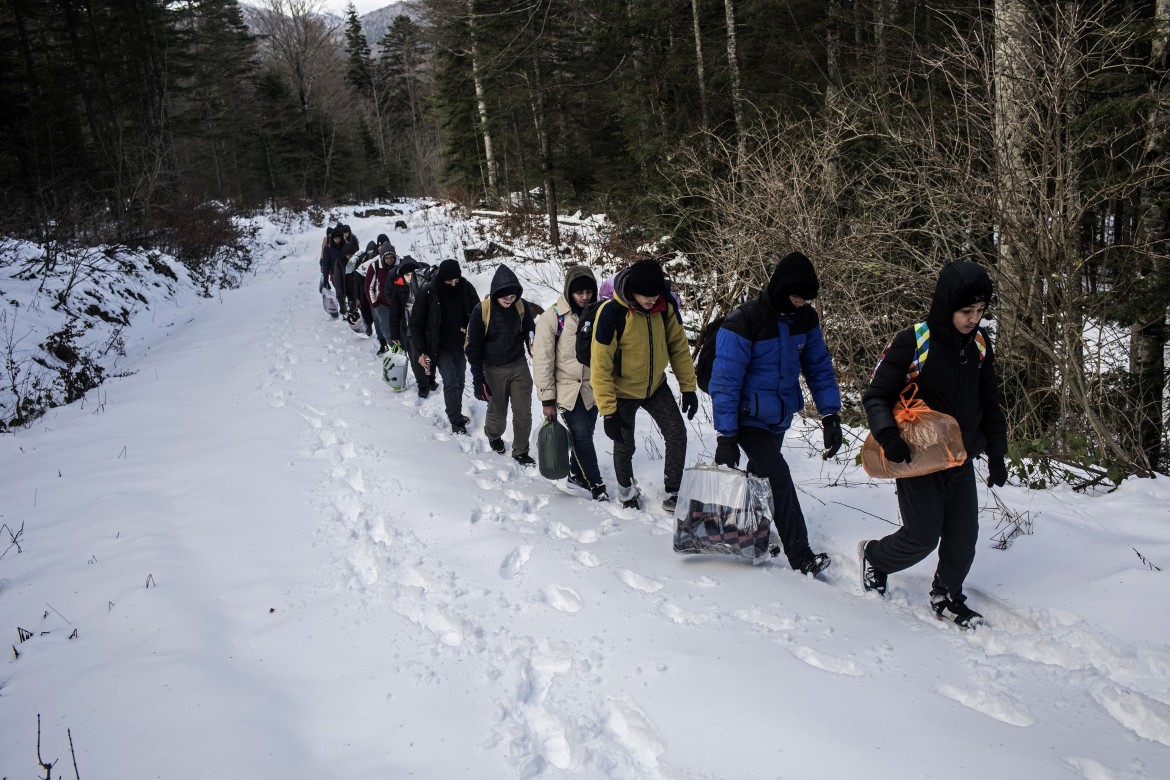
[765,252,819,315]
[928,261,993,334]
[489,263,524,300]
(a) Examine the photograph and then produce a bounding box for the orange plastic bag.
[862,384,967,478]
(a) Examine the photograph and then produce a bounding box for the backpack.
[874,321,987,383]
[575,299,673,367]
[694,316,726,394]
[574,299,607,366]
[466,297,531,351]
[695,305,767,394]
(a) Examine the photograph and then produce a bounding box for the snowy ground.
[2,204,1170,779]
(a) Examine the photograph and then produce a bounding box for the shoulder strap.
[974,329,987,361]
[551,302,565,336]
[907,322,930,382]
[480,298,491,330]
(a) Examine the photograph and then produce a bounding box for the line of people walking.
[318,229,1008,623]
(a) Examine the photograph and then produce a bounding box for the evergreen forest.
[2,0,1169,484]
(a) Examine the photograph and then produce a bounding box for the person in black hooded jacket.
[409,259,479,433]
[464,263,538,465]
[324,228,348,314]
[859,260,1008,628]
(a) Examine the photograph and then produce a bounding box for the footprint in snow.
[735,606,796,633]
[604,697,666,769]
[500,546,533,579]
[574,550,600,567]
[618,570,663,594]
[791,645,863,677]
[661,603,707,625]
[471,506,504,524]
[542,585,583,613]
[547,522,598,544]
[1089,682,1170,747]
[935,684,1035,727]
[1061,756,1130,780]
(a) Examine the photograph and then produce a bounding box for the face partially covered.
[632,292,659,310]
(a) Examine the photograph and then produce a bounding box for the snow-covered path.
[3,206,1169,779]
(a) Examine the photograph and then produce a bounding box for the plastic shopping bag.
[673,464,773,565]
[861,384,967,478]
[537,419,571,480]
[381,343,409,391]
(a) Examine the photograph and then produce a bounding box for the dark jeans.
[613,382,687,494]
[867,460,978,596]
[738,425,812,568]
[331,265,347,313]
[372,304,391,343]
[435,350,466,424]
[561,397,602,487]
[399,324,431,390]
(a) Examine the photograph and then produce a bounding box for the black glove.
[877,427,912,463]
[680,391,699,420]
[822,413,843,459]
[473,377,491,402]
[987,456,1008,487]
[603,414,626,443]
[714,435,740,468]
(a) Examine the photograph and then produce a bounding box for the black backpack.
[695,305,766,394]
[576,298,674,367]
[694,316,726,394]
[575,299,607,366]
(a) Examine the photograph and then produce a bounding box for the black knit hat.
[625,260,666,297]
[437,259,462,281]
[397,259,418,277]
[568,275,596,295]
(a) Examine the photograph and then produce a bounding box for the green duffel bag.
[537,419,571,480]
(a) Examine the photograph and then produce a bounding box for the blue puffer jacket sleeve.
[800,324,841,416]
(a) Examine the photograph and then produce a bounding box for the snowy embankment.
[2,202,1169,779]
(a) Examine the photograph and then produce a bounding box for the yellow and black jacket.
[589,267,696,416]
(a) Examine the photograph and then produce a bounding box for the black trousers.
[867,460,978,596]
[738,426,812,569]
[613,382,687,494]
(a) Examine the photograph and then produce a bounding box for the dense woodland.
[1,0,1169,484]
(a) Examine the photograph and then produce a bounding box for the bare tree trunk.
[468,0,499,200]
[529,59,559,246]
[1130,0,1170,471]
[723,0,746,163]
[690,0,710,136]
[993,0,1053,436]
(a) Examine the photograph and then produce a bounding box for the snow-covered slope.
[2,203,1168,778]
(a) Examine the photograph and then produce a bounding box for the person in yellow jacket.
[590,260,698,511]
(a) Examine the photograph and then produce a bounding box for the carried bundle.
[861,384,966,478]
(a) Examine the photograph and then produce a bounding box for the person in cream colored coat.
[532,265,608,501]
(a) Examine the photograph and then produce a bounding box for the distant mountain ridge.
[360,2,416,50]
[239,2,417,52]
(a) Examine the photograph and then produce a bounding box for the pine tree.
[343,2,373,94]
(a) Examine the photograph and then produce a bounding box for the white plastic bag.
[382,344,409,391]
[673,464,773,565]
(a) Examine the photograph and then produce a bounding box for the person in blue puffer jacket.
[708,251,843,576]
